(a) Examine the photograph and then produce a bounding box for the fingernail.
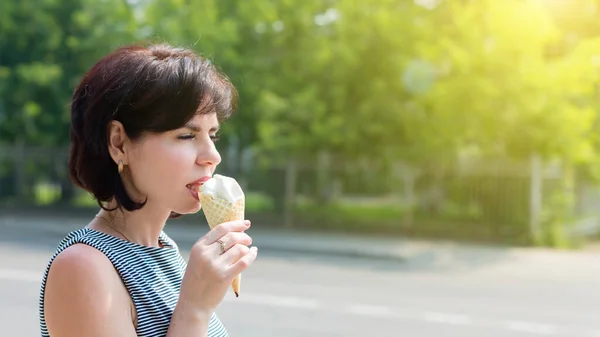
[245,220,251,227]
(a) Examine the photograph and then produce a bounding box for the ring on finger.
[217,239,226,254]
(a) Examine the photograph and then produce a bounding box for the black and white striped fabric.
[39,227,229,337]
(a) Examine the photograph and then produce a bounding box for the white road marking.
[1,267,596,336]
[0,268,41,282]
[344,304,400,318]
[225,293,320,310]
[423,311,471,325]
[506,321,557,335]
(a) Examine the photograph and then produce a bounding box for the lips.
[186,183,202,201]
[186,176,211,198]
[186,184,201,192]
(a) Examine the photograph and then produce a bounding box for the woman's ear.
[107,120,129,164]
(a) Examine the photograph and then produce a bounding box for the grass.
[34,182,276,213]
[32,181,401,220]
[244,191,275,212]
[33,183,400,231]
[291,196,405,235]
[33,182,62,205]
[72,190,97,207]
[27,183,590,248]
[295,197,403,223]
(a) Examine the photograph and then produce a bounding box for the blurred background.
[1,0,600,336]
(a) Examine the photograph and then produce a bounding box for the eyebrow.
[184,123,220,132]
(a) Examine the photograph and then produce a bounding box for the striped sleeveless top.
[38,227,229,337]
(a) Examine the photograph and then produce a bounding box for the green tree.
[0,0,138,145]
[0,0,138,202]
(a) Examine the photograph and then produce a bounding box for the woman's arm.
[44,220,257,337]
[167,220,258,337]
[44,244,138,337]
[166,299,212,337]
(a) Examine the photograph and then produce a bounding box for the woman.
[38,43,258,337]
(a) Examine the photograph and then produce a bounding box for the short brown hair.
[68,43,237,213]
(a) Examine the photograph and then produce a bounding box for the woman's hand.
[178,219,257,315]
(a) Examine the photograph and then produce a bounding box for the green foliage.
[0,0,137,145]
[3,0,600,166]
[294,196,405,234]
[4,0,600,245]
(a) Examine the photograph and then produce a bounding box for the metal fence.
[1,145,599,245]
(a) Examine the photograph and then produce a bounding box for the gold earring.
[118,160,124,174]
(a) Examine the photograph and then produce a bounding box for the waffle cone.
[200,194,245,229]
[199,193,245,297]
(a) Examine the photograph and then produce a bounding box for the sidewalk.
[0,212,409,261]
[166,223,409,261]
[1,212,598,264]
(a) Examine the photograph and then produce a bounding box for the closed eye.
[178,134,196,140]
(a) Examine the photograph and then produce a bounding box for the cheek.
[131,142,196,191]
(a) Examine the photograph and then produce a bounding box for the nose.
[196,136,222,167]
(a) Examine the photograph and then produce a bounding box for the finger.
[227,246,258,276]
[216,232,253,252]
[220,244,250,264]
[211,239,228,257]
[203,219,251,244]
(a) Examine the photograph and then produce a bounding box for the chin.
[172,202,202,215]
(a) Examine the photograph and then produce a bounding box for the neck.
[93,201,171,248]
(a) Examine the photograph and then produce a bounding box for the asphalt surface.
[1,217,599,337]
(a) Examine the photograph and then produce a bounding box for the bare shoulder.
[47,243,115,279]
[44,243,136,337]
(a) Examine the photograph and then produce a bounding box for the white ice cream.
[199,174,244,204]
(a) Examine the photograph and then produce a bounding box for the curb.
[0,215,407,262]
[169,232,407,262]
[159,224,408,262]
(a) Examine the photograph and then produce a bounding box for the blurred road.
[1,216,600,337]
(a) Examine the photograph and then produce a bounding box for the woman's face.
[120,113,222,215]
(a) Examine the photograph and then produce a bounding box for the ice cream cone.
[199,175,245,297]
[200,195,245,230]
